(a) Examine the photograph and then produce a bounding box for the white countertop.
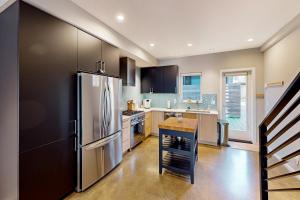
[136,107,218,115]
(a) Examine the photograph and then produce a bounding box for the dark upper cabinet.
[162,65,178,93]
[78,30,102,73]
[120,57,136,86]
[102,41,120,77]
[78,31,120,77]
[141,67,154,93]
[19,2,77,153]
[141,65,178,93]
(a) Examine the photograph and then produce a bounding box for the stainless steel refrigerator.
[76,73,122,192]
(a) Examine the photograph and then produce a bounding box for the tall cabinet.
[0,2,120,200]
[19,3,77,200]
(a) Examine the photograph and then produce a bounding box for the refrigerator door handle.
[84,131,121,150]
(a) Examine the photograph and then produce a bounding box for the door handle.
[102,61,106,73]
[85,131,121,150]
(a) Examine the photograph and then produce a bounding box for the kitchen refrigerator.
[76,73,122,192]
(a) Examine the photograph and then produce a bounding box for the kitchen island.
[158,117,198,184]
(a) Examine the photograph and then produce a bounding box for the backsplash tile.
[121,67,217,111]
[142,93,217,110]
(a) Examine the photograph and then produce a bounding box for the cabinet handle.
[74,137,77,152]
[102,61,106,73]
[74,120,77,134]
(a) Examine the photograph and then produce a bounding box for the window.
[180,73,202,103]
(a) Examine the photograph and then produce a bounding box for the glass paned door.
[222,72,251,141]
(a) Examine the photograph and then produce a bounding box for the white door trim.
[219,68,256,143]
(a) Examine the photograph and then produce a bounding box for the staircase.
[259,72,300,199]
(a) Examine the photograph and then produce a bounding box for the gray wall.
[0,2,19,200]
[159,48,265,143]
[264,25,300,172]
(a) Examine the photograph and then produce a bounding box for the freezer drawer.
[78,131,122,191]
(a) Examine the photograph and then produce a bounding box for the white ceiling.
[71,0,300,59]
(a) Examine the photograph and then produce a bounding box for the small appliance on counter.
[127,100,136,111]
[143,99,152,109]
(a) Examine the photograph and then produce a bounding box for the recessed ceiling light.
[149,43,155,47]
[247,38,254,42]
[116,15,124,23]
[187,43,193,47]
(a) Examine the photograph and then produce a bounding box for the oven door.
[130,121,145,148]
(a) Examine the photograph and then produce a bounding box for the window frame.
[179,72,202,103]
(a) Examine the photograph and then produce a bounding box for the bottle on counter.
[167,100,171,109]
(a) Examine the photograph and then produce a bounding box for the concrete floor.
[66,137,299,200]
[66,137,261,200]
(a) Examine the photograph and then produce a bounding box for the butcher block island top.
[158,117,198,133]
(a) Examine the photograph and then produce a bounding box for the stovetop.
[122,110,144,116]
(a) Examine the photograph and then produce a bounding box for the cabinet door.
[20,2,77,152]
[198,114,218,145]
[102,41,120,77]
[19,3,76,200]
[152,67,164,93]
[141,67,153,93]
[162,65,178,93]
[145,112,152,137]
[120,57,136,86]
[19,138,75,200]
[151,111,164,136]
[78,29,102,73]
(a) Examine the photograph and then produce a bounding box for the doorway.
[220,69,255,143]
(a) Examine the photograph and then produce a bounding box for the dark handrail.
[265,96,300,136]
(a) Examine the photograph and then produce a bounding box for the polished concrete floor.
[66,137,298,200]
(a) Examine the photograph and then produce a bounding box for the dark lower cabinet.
[141,65,178,93]
[20,138,76,200]
[102,41,120,77]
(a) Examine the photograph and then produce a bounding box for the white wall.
[264,24,300,172]
[159,48,265,143]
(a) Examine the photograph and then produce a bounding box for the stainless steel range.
[122,110,145,148]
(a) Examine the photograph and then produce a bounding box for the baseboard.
[198,140,218,146]
[229,138,253,144]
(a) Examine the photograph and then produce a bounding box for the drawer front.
[145,112,152,119]
[122,120,130,129]
[122,127,130,142]
[122,140,130,153]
